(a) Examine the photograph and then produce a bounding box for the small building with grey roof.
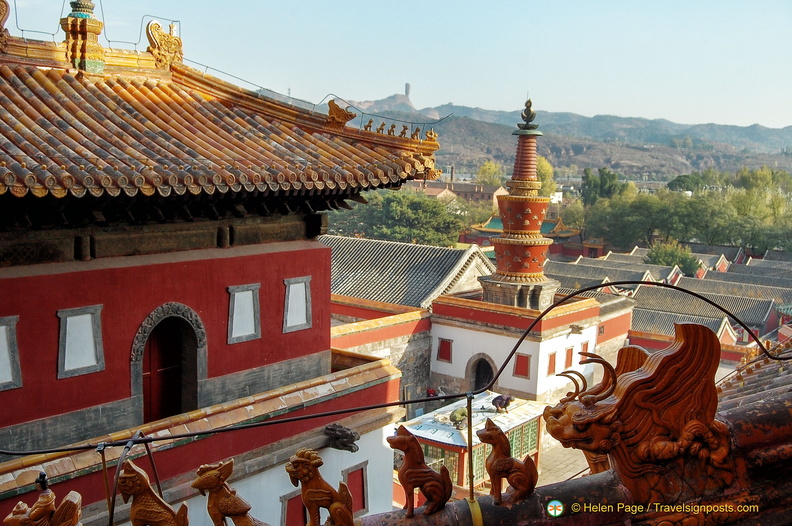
[319,235,495,308]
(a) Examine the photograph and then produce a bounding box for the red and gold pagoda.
[479,100,559,310]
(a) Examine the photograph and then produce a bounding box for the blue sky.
[8,1,792,128]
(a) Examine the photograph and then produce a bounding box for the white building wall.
[431,322,600,400]
[431,322,539,395]
[139,427,394,526]
[535,326,599,397]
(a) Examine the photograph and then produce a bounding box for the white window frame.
[0,316,22,391]
[341,460,370,517]
[227,283,262,344]
[57,305,105,379]
[283,276,312,333]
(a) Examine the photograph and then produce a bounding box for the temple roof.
[318,235,495,308]
[572,255,682,282]
[631,285,775,329]
[0,12,439,205]
[702,270,792,290]
[545,260,654,285]
[676,276,792,306]
[631,308,733,339]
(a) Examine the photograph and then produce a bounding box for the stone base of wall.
[200,350,331,407]
[0,351,331,462]
[336,332,431,419]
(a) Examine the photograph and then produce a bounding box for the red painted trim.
[432,300,599,334]
[332,318,431,348]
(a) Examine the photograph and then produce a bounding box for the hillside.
[347,96,792,179]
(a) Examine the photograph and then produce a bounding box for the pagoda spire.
[479,99,559,310]
[61,0,105,75]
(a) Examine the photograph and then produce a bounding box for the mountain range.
[346,94,792,179]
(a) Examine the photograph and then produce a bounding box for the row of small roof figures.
[4,419,533,526]
[363,120,438,141]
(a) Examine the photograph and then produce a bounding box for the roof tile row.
[0,65,436,200]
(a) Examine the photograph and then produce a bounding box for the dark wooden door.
[142,318,183,422]
[474,359,494,391]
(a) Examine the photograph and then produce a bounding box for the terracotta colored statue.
[387,425,453,517]
[192,459,269,526]
[3,473,81,526]
[118,460,189,526]
[285,448,353,526]
[543,324,735,504]
[476,419,537,504]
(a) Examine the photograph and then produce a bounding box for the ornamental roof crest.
[146,20,183,69]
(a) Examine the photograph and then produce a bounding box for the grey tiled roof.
[615,248,723,270]
[631,308,729,337]
[763,250,792,263]
[319,235,495,308]
[703,270,792,289]
[573,256,680,282]
[602,253,644,264]
[632,285,774,327]
[552,276,611,292]
[678,276,792,305]
[745,258,792,270]
[545,260,652,286]
[728,264,792,278]
[557,287,636,317]
[680,242,744,262]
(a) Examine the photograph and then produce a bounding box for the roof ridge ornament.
[0,0,9,53]
[61,0,105,74]
[326,99,356,129]
[146,20,183,69]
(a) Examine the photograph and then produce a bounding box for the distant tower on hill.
[478,99,560,310]
[405,82,411,98]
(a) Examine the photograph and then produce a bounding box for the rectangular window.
[547,352,556,376]
[565,347,574,369]
[227,284,261,344]
[437,338,453,362]
[342,461,369,516]
[281,490,307,526]
[57,305,105,379]
[283,276,312,333]
[599,325,605,335]
[581,341,589,362]
[513,353,530,379]
[0,316,22,391]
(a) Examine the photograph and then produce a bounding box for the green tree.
[458,198,497,230]
[644,240,701,276]
[581,167,600,206]
[327,190,463,246]
[475,160,505,186]
[686,192,739,246]
[580,167,627,206]
[537,156,557,196]
[667,174,705,192]
[561,198,585,241]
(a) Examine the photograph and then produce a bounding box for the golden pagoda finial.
[518,99,539,130]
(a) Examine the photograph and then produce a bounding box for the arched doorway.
[142,317,198,422]
[473,359,495,391]
[131,303,207,424]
